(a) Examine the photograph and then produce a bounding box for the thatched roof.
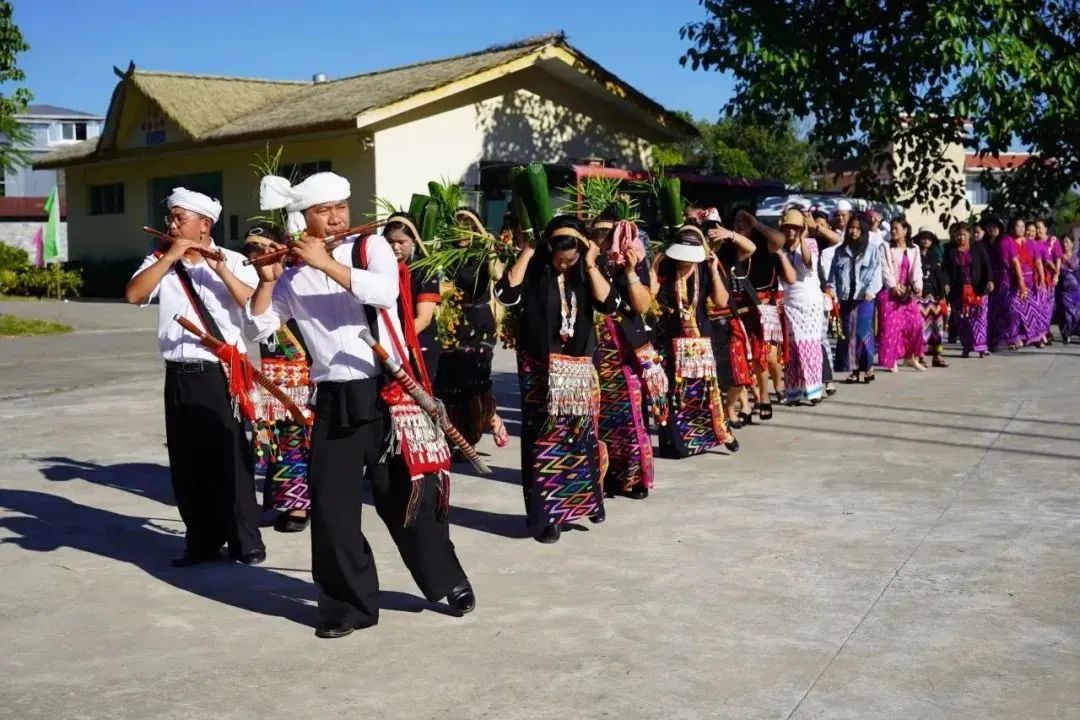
[36,34,696,169]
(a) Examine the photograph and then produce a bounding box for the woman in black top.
[916,230,952,367]
[653,223,739,459]
[433,208,509,450]
[944,221,993,357]
[495,215,618,544]
[704,218,760,428]
[383,213,441,381]
[590,208,664,500]
[731,208,791,417]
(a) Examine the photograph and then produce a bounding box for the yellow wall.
[891,138,970,237]
[65,133,375,261]
[66,64,664,259]
[372,66,654,211]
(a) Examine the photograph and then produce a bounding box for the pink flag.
[31,226,44,267]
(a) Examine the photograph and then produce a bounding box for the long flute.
[173,315,312,426]
[358,326,492,475]
[244,219,388,267]
[142,226,226,262]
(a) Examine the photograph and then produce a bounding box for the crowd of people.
[125,174,1080,639]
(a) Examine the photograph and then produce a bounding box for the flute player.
[245,172,474,639]
[124,187,266,568]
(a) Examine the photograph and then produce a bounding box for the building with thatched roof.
[35,34,696,262]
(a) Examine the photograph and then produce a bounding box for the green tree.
[654,114,815,186]
[0,0,31,171]
[680,0,1080,221]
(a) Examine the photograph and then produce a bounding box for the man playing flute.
[124,187,266,567]
[247,172,474,639]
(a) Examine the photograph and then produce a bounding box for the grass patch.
[0,313,73,337]
[0,294,45,302]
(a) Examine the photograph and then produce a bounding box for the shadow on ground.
[0,484,458,628]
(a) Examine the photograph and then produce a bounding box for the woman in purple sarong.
[990,218,1032,350]
[1021,220,1049,348]
[1057,235,1080,344]
[944,222,992,358]
[1034,219,1063,344]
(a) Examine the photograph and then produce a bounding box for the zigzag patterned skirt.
[595,318,654,492]
[254,421,311,512]
[518,353,606,529]
[919,295,948,356]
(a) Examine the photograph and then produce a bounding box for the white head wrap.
[835,199,854,213]
[167,187,222,225]
[259,172,351,234]
[704,207,722,222]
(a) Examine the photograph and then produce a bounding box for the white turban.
[167,187,222,225]
[835,199,854,213]
[260,172,351,234]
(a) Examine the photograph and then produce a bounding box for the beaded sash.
[672,337,717,381]
[547,353,600,418]
[257,358,312,422]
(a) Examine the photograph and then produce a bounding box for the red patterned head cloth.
[606,220,645,266]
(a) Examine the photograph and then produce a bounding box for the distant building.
[0,105,105,259]
[34,34,697,262]
[7,105,105,198]
[818,148,1031,236]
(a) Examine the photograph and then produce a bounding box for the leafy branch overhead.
[0,0,32,172]
[680,0,1080,219]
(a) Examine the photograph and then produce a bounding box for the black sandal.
[759,403,774,421]
[825,384,837,396]
[738,411,754,426]
[844,373,860,384]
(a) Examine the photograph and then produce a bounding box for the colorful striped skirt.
[657,336,729,459]
[595,317,655,492]
[919,295,949,356]
[834,299,876,372]
[518,353,606,528]
[254,421,311,512]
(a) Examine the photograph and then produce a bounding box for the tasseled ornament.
[381,380,451,527]
[546,354,600,417]
[635,343,669,426]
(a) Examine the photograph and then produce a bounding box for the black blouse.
[944,242,993,296]
[655,259,715,340]
[410,266,441,354]
[600,257,650,349]
[494,252,619,361]
[747,230,783,291]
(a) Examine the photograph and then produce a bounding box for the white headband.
[260,171,351,234]
[167,187,221,225]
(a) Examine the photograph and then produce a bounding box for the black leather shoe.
[447,581,476,616]
[231,549,267,566]
[724,437,741,453]
[627,483,649,500]
[589,507,606,524]
[315,621,357,639]
[274,513,310,533]
[170,550,221,568]
[534,524,561,544]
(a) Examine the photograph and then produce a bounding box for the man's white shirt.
[132,244,257,362]
[245,236,405,383]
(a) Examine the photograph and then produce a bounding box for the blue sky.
[13,0,734,122]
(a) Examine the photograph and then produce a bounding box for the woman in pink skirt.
[879,220,927,371]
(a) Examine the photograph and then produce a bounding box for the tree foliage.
[0,0,31,171]
[680,0,1080,221]
[654,113,815,187]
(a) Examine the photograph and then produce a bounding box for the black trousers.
[310,380,468,628]
[163,364,263,557]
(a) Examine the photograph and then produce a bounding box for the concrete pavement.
[0,301,1077,719]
